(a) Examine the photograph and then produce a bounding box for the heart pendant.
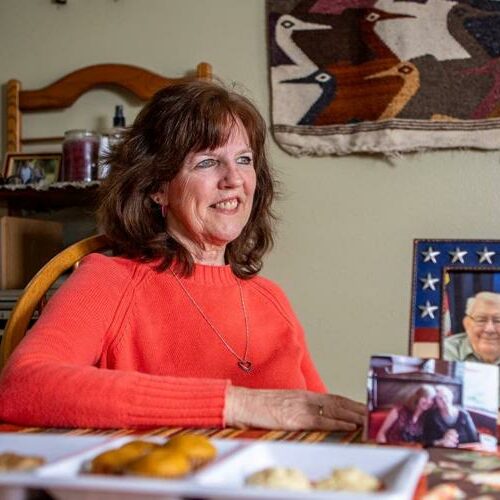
[237,360,252,372]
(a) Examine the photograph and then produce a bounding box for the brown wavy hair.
[404,384,436,412]
[97,79,276,278]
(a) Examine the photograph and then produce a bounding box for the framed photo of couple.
[366,355,497,451]
[409,239,500,364]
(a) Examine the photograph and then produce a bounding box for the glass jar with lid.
[62,129,100,182]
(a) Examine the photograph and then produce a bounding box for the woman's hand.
[435,429,459,448]
[224,386,366,431]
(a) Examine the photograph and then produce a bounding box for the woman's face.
[154,122,257,261]
[417,394,434,411]
[435,389,453,410]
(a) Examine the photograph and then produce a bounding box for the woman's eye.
[196,158,217,169]
[237,155,253,165]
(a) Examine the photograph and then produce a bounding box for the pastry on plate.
[0,452,45,472]
[163,434,217,467]
[125,448,191,478]
[245,467,312,491]
[315,466,381,492]
[90,440,160,474]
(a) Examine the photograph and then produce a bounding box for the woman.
[423,385,479,447]
[375,385,436,444]
[0,80,365,431]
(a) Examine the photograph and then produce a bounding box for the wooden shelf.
[0,182,100,212]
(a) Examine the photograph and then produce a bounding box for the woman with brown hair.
[0,80,364,431]
[376,385,436,444]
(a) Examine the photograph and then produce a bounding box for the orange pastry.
[118,440,160,455]
[164,434,217,467]
[90,440,158,474]
[125,448,191,478]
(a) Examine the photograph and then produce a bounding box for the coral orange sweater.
[0,254,326,428]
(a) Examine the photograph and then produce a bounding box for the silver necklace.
[171,270,252,372]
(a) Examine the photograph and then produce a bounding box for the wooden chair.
[6,62,212,152]
[0,234,110,371]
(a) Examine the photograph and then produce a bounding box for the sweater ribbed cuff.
[123,375,230,428]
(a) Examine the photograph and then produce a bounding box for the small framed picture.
[3,153,62,185]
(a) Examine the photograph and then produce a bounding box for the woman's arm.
[0,255,228,429]
[460,410,480,443]
[375,407,399,443]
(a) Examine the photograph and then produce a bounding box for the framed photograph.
[409,239,500,360]
[367,354,498,451]
[3,153,62,185]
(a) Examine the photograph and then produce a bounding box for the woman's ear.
[150,183,169,206]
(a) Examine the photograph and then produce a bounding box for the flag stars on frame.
[415,242,500,322]
[477,247,495,264]
[419,300,439,319]
[421,247,440,263]
[449,248,467,264]
[420,273,439,291]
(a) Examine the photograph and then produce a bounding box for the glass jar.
[97,128,126,179]
[62,129,100,182]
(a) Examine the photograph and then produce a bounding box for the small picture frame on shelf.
[3,152,62,185]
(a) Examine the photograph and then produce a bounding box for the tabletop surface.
[2,423,500,499]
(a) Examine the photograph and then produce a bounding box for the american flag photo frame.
[409,239,500,360]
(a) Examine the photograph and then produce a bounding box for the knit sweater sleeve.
[0,254,229,429]
[459,410,479,443]
[252,277,327,393]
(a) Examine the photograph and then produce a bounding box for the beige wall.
[1,0,500,402]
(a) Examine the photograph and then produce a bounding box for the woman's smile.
[211,197,240,211]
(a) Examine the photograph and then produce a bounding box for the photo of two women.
[367,355,498,451]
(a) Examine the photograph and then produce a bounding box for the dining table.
[1,422,500,499]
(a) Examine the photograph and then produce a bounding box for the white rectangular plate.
[0,436,427,500]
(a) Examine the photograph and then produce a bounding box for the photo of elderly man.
[444,292,500,365]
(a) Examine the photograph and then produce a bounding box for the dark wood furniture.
[6,62,212,152]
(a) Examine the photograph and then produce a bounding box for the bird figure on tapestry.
[365,61,420,119]
[374,0,471,61]
[312,59,405,124]
[288,5,408,68]
[282,69,337,125]
[271,14,332,125]
[394,55,492,120]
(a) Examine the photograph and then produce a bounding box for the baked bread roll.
[90,440,158,474]
[125,448,191,478]
[164,434,217,467]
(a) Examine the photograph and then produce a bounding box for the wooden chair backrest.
[0,234,110,371]
[6,62,212,152]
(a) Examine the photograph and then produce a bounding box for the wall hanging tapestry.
[268,0,500,155]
